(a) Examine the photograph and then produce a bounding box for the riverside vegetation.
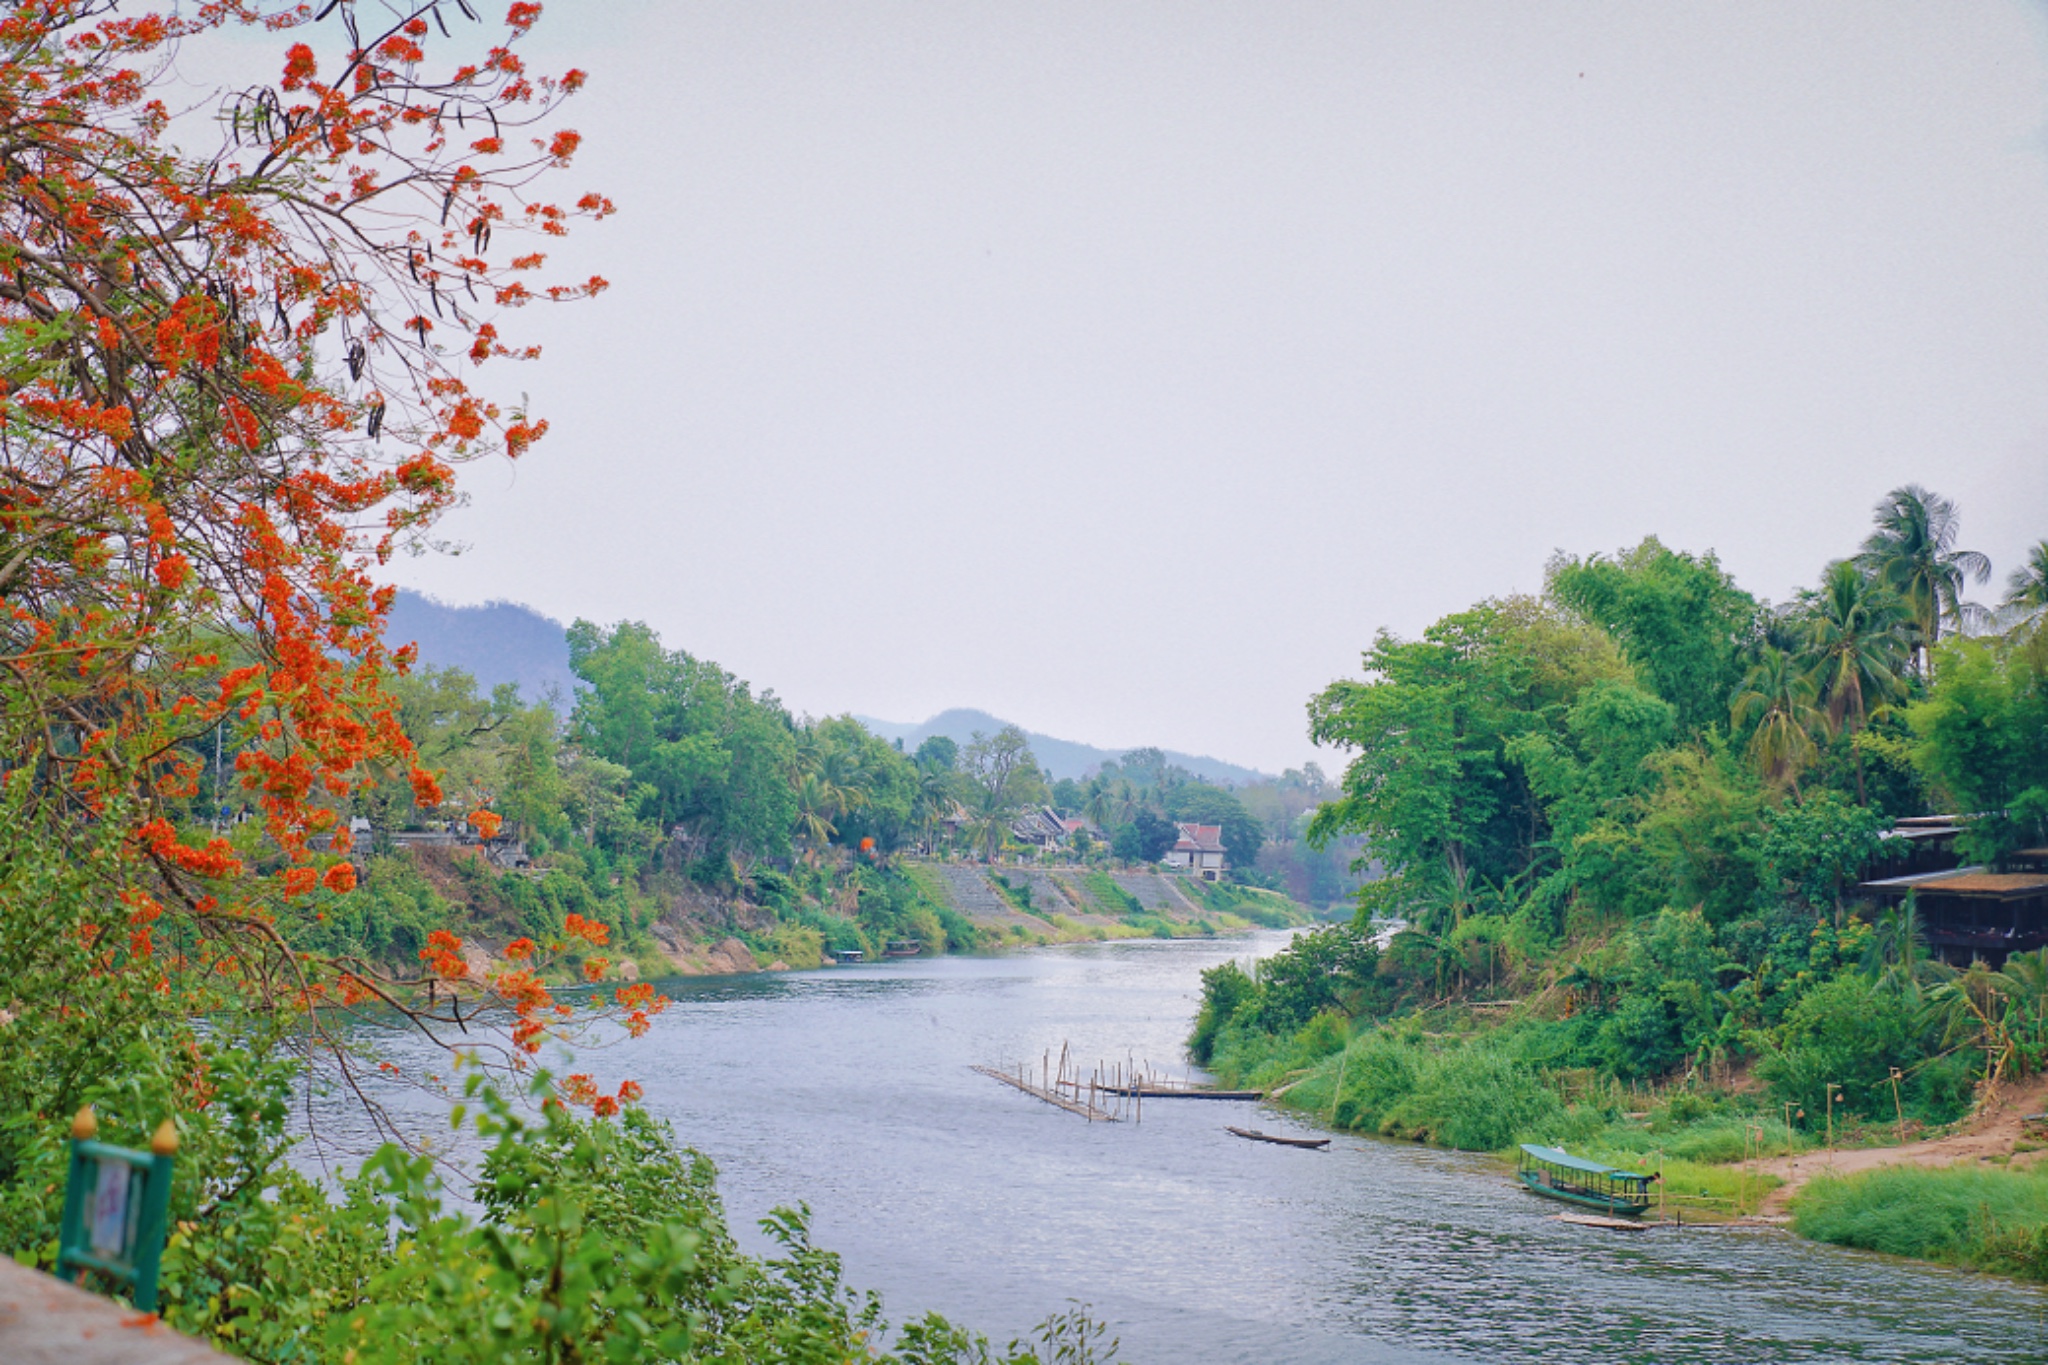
[0,7,1119,1361]
[1194,494,2048,1274]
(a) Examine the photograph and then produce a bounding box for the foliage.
[1794,1165,2048,1281]
[1908,633,2048,865]
[1109,811,1179,864]
[1547,538,1759,735]
[567,619,802,871]
[1163,785,1264,873]
[1857,483,1992,672]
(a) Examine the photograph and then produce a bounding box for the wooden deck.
[1553,1213,1652,1232]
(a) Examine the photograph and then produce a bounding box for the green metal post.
[54,1108,177,1314]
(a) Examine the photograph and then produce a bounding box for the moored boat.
[1516,1144,1654,1217]
[1226,1126,1330,1150]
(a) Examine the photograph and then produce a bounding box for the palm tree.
[1860,896,1931,998]
[792,772,838,864]
[2002,539,2048,633]
[967,788,1011,862]
[1999,949,2048,1076]
[1857,484,1991,675]
[912,766,956,854]
[1929,959,2017,1096]
[1081,777,1115,831]
[1801,559,1908,803]
[1730,645,1823,792]
[817,747,869,823]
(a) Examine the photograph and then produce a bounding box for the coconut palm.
[1730,645,1823,792]
[912,765,957,853]
[792,772,838,863]
[1110,779,1143,826]
[967,788,1012,862]
[1860,896,1931,998]
[1857,484,1991,674]
[2002,539,2048,633]
[1928,959,2018,1094]
[1081,777,1115,831]
[2000,949,2048,1076]
[817,747,869,822]
[1801,560,1909,803]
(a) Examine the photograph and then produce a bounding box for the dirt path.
[1750,1074,2048,1217]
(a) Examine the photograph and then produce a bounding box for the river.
[331,931,2048,1363]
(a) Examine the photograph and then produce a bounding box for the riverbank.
[366,847,1315,988]
[1215,1008,2048,1277]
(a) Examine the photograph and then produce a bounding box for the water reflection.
[312,934,2048,1363]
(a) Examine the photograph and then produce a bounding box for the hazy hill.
[389,593,1267,784]
[387,590,578,704]
[854,708,1267,786]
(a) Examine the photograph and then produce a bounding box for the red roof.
[1173,823,1225,854]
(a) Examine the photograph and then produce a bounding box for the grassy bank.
[1212,1013,1793,1219]
[1793,1164,2048,1280]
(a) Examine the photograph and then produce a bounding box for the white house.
[1163,822,1226,881]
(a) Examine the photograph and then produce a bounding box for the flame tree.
[0,0,655,1119]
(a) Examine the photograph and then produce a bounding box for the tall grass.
[1206,1016,1789,1214]
[1793,1164,2048,1280]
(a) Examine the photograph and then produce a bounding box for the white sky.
[338,1,2048,773]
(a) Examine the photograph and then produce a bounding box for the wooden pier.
[976,1045,1256,1121]
[1103,1082,1263,1101]
[973,1065,1119,1121]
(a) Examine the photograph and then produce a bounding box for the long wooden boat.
[1226,1126,1330,1150]
[1516,1144,1653,1217]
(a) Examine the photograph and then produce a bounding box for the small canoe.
[1226,1126,1330,1150]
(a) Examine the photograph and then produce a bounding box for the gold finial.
[151,1118,179,1156]
[72,1107,97,1140]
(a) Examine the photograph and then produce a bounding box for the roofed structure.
[1164,822,1226,882]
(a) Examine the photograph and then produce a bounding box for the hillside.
[855,707,1267,785]
[387,589,578,703]
[389,592,1270,783]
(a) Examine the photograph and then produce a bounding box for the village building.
[1163,822,1226,881]
[1009,806,1069,848]
[1859,816,2048,966]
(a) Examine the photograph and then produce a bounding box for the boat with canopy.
[1516,1144,1655,1217]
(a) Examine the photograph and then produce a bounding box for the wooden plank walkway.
[973,1065,1118,1121]
[1554,1213,1653,1232]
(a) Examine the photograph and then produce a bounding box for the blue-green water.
[326,932,2048,1363]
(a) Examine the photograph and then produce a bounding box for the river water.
[333,931,2048,1363]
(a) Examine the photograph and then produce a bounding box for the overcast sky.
[362,2,2048,773]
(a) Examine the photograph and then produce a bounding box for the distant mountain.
[854,708,1268,787]
[387,593,1268,784]
[386,590,578,704]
